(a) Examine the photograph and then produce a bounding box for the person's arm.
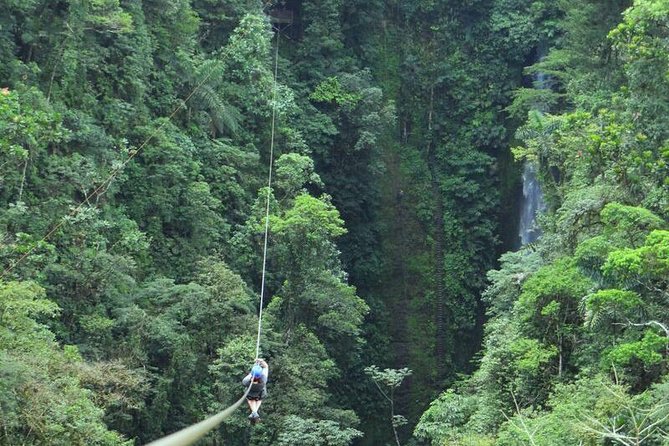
[242,373,251,386]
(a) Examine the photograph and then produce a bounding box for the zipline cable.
[1,45,229,281]
[143,24,281,446]
[256,18,280,361]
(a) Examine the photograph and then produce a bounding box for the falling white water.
[518,162,545,246]
[517,48,549,247]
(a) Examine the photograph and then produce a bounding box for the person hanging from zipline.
[242,358,268,423]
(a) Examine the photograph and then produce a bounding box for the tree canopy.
[2,0,668,445]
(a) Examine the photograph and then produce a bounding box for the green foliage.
[495,375,669,446]
[483,250,544,317]
[605,329,667,367]
[274,193,347,242]
[0,1,378,444]
[417,0,669,444]
[275,153,324,198]
[601,203,666,243]
[6,0,669,445]
[310,77,362,107]
[71,0,134,34]
[585,289,643,323]
[0,88,68,206]
[0,281,59,349]
[510,338,558,373]
[516,259,592,345]
[0,89,64,160]
[414,389,495,446]
[0,281,130,445]
[610,0,669,144]
[603,229,669,282]
[269,191,369,364]
[365,365,412,392]
[115,268,255,442]
[122,121,226,279]
[276,416,363,446]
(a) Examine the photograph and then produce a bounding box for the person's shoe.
[251,412,260,419]
[248,413,256,420]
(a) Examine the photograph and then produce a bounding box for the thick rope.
[144,386,251,446]
[255,26,280,361]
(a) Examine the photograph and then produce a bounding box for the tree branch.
[613,320,669,338]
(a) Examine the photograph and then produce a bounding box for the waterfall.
[518,162,545,246]
[517,48,548,247]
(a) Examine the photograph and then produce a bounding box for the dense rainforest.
[1,0,668,445]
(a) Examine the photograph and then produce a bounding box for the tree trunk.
[558,334,563,377]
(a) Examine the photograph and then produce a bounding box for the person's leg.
[247,399,254,413]
[246,400,258,421]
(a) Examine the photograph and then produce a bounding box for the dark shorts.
[246,382,267,401]
[247,389,267,401]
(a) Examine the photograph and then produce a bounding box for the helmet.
[251,365,263,378]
